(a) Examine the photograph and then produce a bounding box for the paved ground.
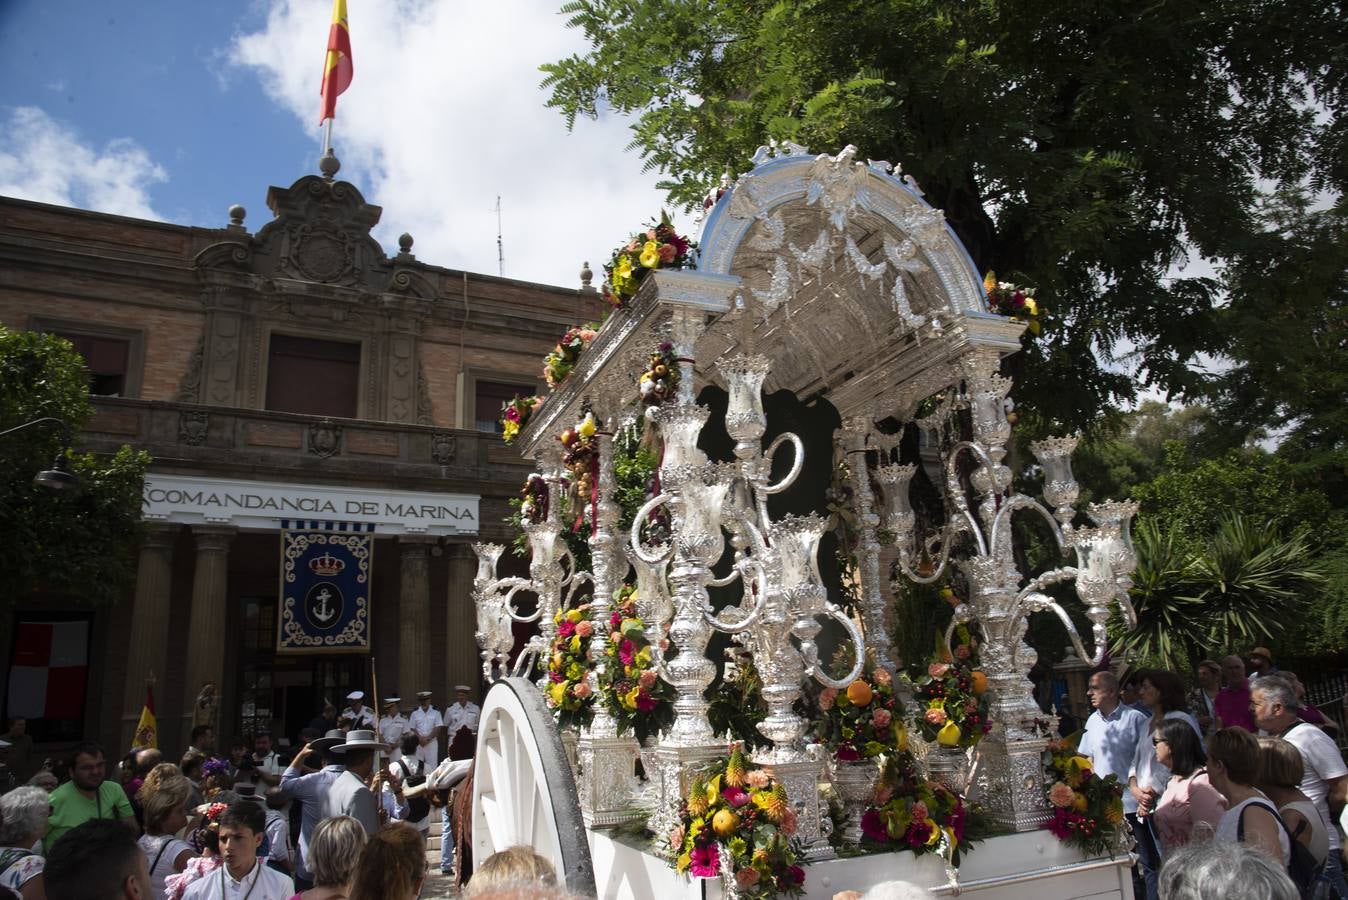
[421,871,460,898]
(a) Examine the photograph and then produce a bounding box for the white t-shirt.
[1282,721,1348,851]
[1215,795,1291,866]
[138,834,195,900]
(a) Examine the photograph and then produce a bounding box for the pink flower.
[689,842,719,878]
[965,700,978,714]
[626,238,642,253]
[639,670,658,689]
[504,406,521,423]
[669,824,685,848]
[658,243,677,263]
[1049,781,1075,808]
[575,620,594,638]
[861,809,888,842]
[734,868,760,889]
[572,682,592,699]
[818,688,838,711]
[610,631,622,643]
[779,807,798,835]
[610,611,622,630]
[872,708,892,728]
[745,770,770,789]
[928,662,950,678]
[619,640,637,666]
[954,645,971,660]
[558,620,576,639]
[925,708,948,725]
[911,801,930,822]
[722,786,750,808]
[873,785,894,806]
[635,691,658,712]
[874,668,892,686]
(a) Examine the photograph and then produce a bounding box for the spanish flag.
[319,0,353,123]
[133,685,157,750]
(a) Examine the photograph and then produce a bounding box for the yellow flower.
[502,420,519,442]
[577,414,596,439]
[639,240,661,268]
[566,610,582,624]
[984,271,998,293]
[547,681,566,706]
[927,823,943,845]
[1023,298,1038,316]
[623,687,642,710]
[614,256,633,280]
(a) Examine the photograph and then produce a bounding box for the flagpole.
[322,117,334,158]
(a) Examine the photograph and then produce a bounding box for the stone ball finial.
[318,151,341,179]
[580,261,593,289]
[228,204,246,227]
[398,232,414,253]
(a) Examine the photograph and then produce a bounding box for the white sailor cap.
[346,690,365,701]
[454,684,471,693]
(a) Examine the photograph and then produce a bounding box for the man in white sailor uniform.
[408,691,444,768]
[444,685,480,761]
[377,696,409,761]
[337,690,375,733]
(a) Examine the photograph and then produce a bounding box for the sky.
[0,0,678,289]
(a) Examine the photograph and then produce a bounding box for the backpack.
[1237,798,1323,899]
[397,759,430,822]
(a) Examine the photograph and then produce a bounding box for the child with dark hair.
[45,818,151,900]
[166,802,226,900]
[181,801,292,899]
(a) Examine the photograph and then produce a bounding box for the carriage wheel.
[471,676,594,895]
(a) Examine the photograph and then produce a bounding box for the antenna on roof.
[494,195,504,277]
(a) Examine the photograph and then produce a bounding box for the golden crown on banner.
[308,551,346,577]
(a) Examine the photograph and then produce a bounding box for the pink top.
[1214,684,1255,732]
[165,855,222,900]
[1153,769,1228,852]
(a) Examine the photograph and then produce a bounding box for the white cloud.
[0,107,167,220]
[229,1,689,289]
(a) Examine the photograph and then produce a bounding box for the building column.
[398,536,436,697]
[120,525,179,751]
[445,543,479,700]
[181,526,234,747]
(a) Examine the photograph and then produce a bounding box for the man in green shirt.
[44,741,136,852]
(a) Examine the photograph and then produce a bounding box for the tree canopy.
[0,326,150,607]
[543,0,1346,432]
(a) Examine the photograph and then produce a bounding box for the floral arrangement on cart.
[470,174,1143,900]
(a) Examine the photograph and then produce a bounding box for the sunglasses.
[1152,737,1167,746]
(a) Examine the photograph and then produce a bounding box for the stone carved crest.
[178,410,209,446]
[308,419,343,458]
[290,225,354,283]
[431,432,456,465]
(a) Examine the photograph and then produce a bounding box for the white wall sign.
[142,472,479,535]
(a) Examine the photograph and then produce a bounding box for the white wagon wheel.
[471,676,594,895]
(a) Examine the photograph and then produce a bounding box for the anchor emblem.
[304,581,345,631]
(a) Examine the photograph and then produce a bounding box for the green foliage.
[542,0,1345,432]
[1113,516,1323,672]
[0,327,150,607]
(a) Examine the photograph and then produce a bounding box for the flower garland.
[546,602,595,728]
[598,584,674,742]
[860,751,973,865]
[602,213,695,311]
[543,324,599,389]
[638,341,681,408]
[811,669,906,761]
[518,473,548,525]
[670,744,806,898]
[1043,731,1125,857]
[500,394,543,445]
[901,621,990,749]
[983,272,1041,336]
[559,412,599,529]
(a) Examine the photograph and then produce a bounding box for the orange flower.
[846,680,874,706]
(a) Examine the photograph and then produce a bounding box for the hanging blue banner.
[277,524,373,654]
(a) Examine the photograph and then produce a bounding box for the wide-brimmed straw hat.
[310,728,346,751]
[332,729,389,753]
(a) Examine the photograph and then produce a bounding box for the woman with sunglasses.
[1151,717,1227,854]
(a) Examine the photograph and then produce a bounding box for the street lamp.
[0,417,80,492]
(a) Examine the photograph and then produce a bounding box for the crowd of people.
[1077,648,1348,900]
[0,686,486,899]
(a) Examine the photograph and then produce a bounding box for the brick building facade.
[0,167,601,760]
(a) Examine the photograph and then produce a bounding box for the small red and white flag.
[319,0,353,123]
[6,619,88,721]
